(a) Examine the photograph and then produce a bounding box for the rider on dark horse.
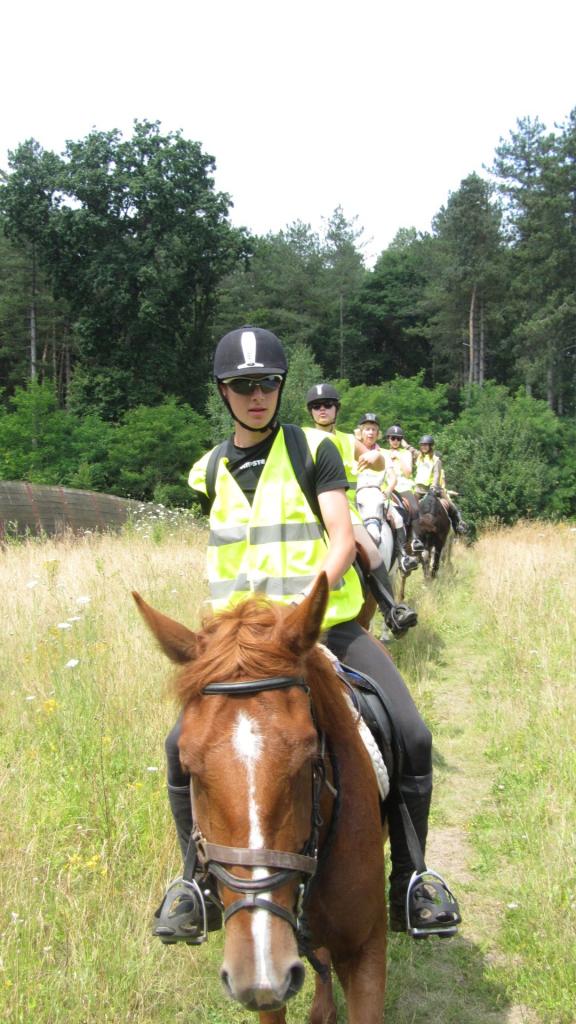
[306,385,417,637]
[409,435,468,535]
[154,328,461,945]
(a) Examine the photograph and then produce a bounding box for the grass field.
[1,520,574,1023]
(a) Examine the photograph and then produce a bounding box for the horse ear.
[132,592,198,664]
[283,573,329,654]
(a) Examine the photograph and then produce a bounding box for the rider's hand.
[357,449,380,469]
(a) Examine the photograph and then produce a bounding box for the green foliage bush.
[437,383,573,524]
[335,372,451,438]
[105,398,210,504]
[0,383,210,505]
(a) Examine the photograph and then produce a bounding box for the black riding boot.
[387,774,460,938]
[152,784,222,944]
[366,561,418,637]
[395,526,419,575]
[448,505,468,535]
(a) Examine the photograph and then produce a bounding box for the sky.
[1,0,574,264]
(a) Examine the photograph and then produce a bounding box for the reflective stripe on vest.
[192,427,362,629]
[307,428,363,524]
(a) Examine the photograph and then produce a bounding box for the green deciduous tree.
[1,122,248,418]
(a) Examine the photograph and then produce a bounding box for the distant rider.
[306,386,417,636]
[358,415,420,575]
[410,435,468,535]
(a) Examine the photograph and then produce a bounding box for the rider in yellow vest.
[305,384,418,636]
[356,413,421,575]
[156,327,460,943]
[411,435,468,534]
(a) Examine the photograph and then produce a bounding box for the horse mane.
[173,597,361,750]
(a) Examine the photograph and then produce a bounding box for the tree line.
[0,114,575,524]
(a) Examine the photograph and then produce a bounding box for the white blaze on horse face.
[232,712,274,987]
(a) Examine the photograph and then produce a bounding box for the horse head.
[134,576,347,1013]
[355,472,386,546]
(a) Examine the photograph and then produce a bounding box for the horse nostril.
[220,968,232,997]
[286,961,306,998]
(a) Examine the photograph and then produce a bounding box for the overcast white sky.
[1,0,574,264]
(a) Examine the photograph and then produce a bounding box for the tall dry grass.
[1,521,574,1023]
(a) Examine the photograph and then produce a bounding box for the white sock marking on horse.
[232,713,273,988]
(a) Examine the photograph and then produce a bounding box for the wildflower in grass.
[57,622,72,630]
[42,698,58,714]
[101,735,112,746]
[26,579,39,589]
[129,781,143,789]
[146,766,159,772]
[68,616,82,622]
[65,659,80,669]
[25,695,36,701]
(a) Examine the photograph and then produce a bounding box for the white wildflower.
[57,622,72,630]
[65,659,80,669]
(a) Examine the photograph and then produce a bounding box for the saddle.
[335,662,396,792]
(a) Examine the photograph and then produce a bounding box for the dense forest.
[0,114,575,524]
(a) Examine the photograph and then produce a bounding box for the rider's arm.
[432,457,443,488]
[354,438,385,471]
[316,488,357,589]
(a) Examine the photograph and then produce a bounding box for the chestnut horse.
[135,574,387,1023]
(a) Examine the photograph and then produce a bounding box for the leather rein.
[191,674,331,934]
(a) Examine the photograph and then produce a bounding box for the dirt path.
[383,554,541,1024]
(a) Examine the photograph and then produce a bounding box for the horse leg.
[309,948,337,1024]
[333,921,387,1024]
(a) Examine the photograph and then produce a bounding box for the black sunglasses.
[310,400,337,410]
[223,375,283,395]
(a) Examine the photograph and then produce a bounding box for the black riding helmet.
[358,412,380,427]
[214,326,287,433]
[386,424,404,439]
[214,326,288,379]
[419,434,435,446]
[306,383,340,407]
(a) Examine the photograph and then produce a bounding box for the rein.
[192,674,332,952]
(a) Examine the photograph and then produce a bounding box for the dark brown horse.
[412,488,452,579]
[135,575,387,1023]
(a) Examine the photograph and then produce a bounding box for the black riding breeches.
[324,620,432,778]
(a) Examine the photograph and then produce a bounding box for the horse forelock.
[172,599,361,748]
[173,597,304,704]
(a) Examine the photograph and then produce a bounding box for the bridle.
[189,675,331,938]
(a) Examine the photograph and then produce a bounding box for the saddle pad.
[317,645,395,801]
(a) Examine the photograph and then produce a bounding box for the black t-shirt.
[193,424,348,509]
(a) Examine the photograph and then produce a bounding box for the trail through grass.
[0,522,573,1022]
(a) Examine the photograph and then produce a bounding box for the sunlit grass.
[1,521,574,1022]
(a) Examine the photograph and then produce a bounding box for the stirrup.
[411,538,425,553]
[399,554,419,576]
[152,877,221,945]
[385,603,418,637]
[406,869,461,939]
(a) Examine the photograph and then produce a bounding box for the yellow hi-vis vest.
[384,448,414,493]
[414,452,445,489]
[189,426,363,630]
[305,428,363,525]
